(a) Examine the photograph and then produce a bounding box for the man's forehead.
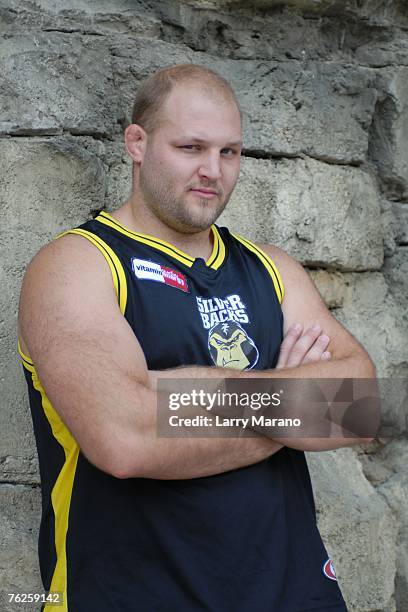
[159,84,242,139]
[163,82,238,113]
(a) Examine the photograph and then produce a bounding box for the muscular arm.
[265,245,375,378]
[19,235,281,480]
[150,245,377,451]
[19,237,375,480]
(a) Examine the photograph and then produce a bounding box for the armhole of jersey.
[232,234,284,304]
[18,338,35,372]
[57,228,128,316]
[17,229,127,368]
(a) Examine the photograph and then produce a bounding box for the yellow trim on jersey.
[96,212,194,267]
[31,367,78,612]
[57,228,128,315]
[18,342,78,611]
[232,234,284,304]
[18,339,35,371]
[206,225,226,270]
[96,211,226,270]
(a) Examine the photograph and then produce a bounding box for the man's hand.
[148,323,330,387]
[276,323,331,369]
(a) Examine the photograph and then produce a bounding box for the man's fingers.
[276,323,303,368]
[301,335,331,365]
[277,324,331,369]
[285,324,323,368]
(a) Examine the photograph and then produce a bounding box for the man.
[18,64,375,611]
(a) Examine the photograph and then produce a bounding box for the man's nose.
[198,152,222,181]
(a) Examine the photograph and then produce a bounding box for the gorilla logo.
[208,321,259,371]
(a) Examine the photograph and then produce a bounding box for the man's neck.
[111,199,215,261]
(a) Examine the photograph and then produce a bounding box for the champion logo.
[323,559,337,581]
[131,258,188,292]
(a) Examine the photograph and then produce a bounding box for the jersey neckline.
[95,211,226,270]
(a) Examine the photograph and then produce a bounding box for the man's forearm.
[150,348,375,382]
[119,382,283,479]
[76,348,375,479]
[147,349,376,454]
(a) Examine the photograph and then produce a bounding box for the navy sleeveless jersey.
[20,211,347,611]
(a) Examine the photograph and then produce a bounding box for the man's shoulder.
[19,230,119,350]
[221,227,298,271]
[27,230,105,275]
[256,243,294,264]
[20,232,115,327]
[254,242,305,278]
[222,228,291,266]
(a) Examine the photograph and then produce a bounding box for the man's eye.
[221,148,238,156]
[181,145,200,151]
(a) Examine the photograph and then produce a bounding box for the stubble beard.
[140,167,232,234]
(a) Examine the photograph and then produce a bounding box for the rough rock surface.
[358,439,408,612]
[307,448,397,611]
[220,156,383,270]
[1,1,407,610]
[0,485,42,612]
[369,68,408,201]
[177,0,408,25]
[1,33,379,163]
[0,136,111,487]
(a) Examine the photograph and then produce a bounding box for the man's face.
[138,84,242,233]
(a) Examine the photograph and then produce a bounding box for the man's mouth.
[190,187,219,198]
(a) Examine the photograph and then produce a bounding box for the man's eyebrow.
[225,140,243,147]
[176,136,243,146]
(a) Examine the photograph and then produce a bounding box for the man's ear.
[125,124,147,164]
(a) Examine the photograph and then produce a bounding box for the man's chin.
[152,194,229,234]
[170,217,216,234]
[187,197,227,227]
[172,206,224,232]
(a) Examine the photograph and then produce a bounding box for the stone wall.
[1,1,407,610]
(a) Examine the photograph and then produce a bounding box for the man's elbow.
[350,347,376,379]
[104,456,140,480]
[363,353,376,379]
[86,452,140,480]
[355,436,375,446]
[81,433,148,480]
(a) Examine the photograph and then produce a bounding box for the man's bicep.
[18,235,149,473]
[261,244,364,360]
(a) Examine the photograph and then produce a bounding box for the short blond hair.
[131,64,241,133]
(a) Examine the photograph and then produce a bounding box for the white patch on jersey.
[132,258,165,283]
[196,294,249,330]
[131,258,189,292]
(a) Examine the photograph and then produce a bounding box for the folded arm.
[149,245,377,451]
[19,237,375,481]
[19,235,282,480]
